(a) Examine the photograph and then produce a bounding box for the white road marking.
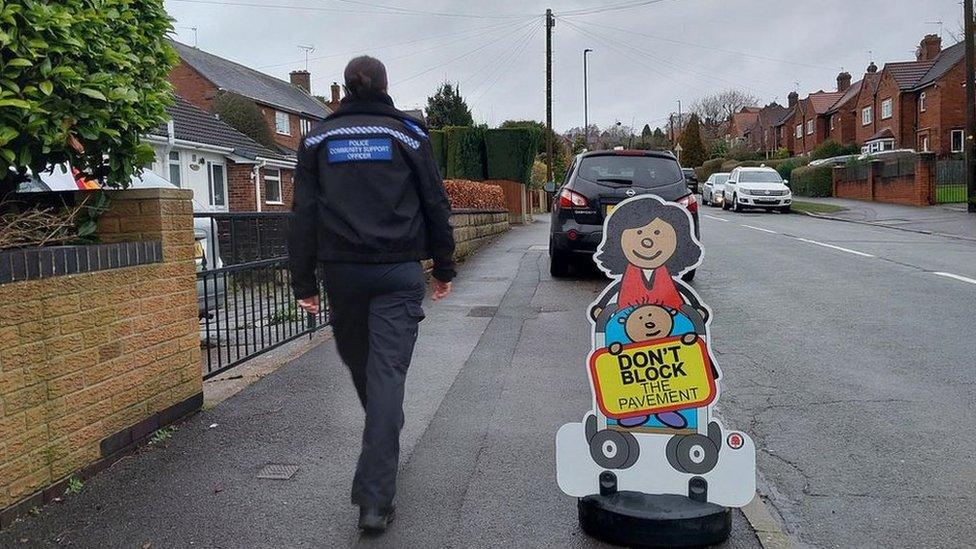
[741,224,778,234]
[794,237,875,258]
[703,215,729,222]
[932,272,976,285]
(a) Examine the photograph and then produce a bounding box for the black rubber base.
[578,491,731,548]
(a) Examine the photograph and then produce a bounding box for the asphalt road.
[3,207,973,548]
[694,204,976,549]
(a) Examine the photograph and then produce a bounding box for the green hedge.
[484,128,541,184]
[429,129,447,177]
[720,160,742,172]
[445,126,486,180]
[773,157,810,181]
[789,165,833,197]
[698,158,728,181]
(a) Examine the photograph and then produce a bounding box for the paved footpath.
[0,220,761,548]
[798,197,976,241]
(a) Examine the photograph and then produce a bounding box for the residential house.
[727,106,761,142]
[167,40,332,153]
[325,81,427,123]
[144,96,297,212]
[824,69,872,147]
[853,35,952,154]
[743,102,788,157]
[790,89,844,156]
[913,39,968,156]
[773,92,800,154]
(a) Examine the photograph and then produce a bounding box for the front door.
[207,162,227,211]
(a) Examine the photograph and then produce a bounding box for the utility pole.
[966,0,976,212]
[584,48,593,149]
[546,9,555,186]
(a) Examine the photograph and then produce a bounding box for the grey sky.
[164,0,964,132]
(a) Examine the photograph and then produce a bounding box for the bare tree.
[693,89,760,140]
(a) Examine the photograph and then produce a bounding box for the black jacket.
[289,94,456,299]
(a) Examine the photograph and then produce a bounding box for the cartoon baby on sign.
[555,195,756,508]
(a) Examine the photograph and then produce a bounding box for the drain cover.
[257,464,300,480]
[468,306,498,318]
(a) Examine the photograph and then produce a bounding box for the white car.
[701,172,730,207]
[722,166,792,213]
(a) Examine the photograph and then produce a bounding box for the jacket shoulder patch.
[327,137,393,163]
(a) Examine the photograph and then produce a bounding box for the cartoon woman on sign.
[590,196,714,429]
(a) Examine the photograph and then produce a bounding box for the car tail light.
[559,188,589,208]
[677,193,699,213]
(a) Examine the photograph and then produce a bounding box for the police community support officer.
[288,56,455,534]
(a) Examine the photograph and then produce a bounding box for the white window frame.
[795,124,803,139]
[275,110,291,135]
[862,106,873,126]
[264,168,283,204]
[919,91,927,112]
[167,151,182,188]
[921,136,930,152]
[806,119,815,135]
[881,98,893,120]
[951,129,965,153]
[300,118,311,136]
[207,161,227,210]
[830,115,835,131]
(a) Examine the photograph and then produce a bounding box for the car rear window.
[577,155,684,188]
[738,171,782,183]
[713,175,729,184]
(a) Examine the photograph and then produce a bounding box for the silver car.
[701,172,730,207]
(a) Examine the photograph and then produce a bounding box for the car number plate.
[605,204,617,216]
[194,241,206,259]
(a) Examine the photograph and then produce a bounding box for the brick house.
[727,106,761,141]
[144,96,297,212]
[743,102,788,157]
[773,92,799,154]
[167,40,331,153]
[912,39,968,156]
[789,89,844,156]
[823,69,871,147]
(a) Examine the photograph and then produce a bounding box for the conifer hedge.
[445,126,485,180]
[484,128,541,184]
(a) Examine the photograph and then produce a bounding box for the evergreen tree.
[641,124,653,142]
[425,83,473,129]
[678,114,707,168]
[651,127,669,149]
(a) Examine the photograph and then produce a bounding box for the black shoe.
[358,506,396,534]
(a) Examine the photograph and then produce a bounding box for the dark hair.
[594,198,701,275]
[343,56,388,99]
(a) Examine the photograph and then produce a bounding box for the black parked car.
[682,168,700,194]
[545,150,700,278]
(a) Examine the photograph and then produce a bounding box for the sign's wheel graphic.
[666,433,720,475]
[588,429,640,470]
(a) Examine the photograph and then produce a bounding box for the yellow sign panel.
[589,337,716,420]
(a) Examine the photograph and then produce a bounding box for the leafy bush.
[429,129,447,176]
[529,159,547,189]
[443,179,505,210]
[720,160,742,172]
[0,0,176,194]
[698,158,727,181]
[772,148,791,159]
[212,93,275,150]
[810,139,860,161]
[445,126,486,180]
[789,165,834,197]
[774,157,810,181]
[484,128,541,185]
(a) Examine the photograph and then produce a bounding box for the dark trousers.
[321,261,426,508]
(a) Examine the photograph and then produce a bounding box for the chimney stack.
[836,71,852,93]
[290,70,311,94]
[327,82,342,112]
[916,34,942,61]
[788,91,799,108]
[867,61,878,74]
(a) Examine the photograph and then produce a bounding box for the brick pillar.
[832,166,842,197]
[869,160,884,201]
[916,152,936,206]
[0,188,201,524]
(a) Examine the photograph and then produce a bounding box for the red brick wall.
[832,155,935,206]
[169,61,218,112]
[855,76,881,146]
[828,108,857,147]
[917,61,966,156]
[225,161,295,212]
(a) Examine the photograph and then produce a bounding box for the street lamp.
[583,48,593,148]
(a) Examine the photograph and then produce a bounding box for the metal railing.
[194,212,328,379]
[844,161,870,181]
[935,160,968,203]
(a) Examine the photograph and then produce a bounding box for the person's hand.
[297,295,320,315]
[432,279,452,301]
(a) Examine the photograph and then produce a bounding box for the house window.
[208,163,226,208]
[952,129,965,153]
[881,98,893,120]
[795,124,803,139]
[921,136,930,152]
[300,118,311,136]
[275,111,291,135]
[862,106,873,126]
[830,115,835,131]
[167,151,181,187]
[806,119,814,135]
[919,92,926,112]
[264,168,282,204]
